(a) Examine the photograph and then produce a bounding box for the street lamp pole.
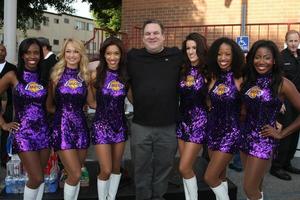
[4,0,17,63]
[241,0,247,36]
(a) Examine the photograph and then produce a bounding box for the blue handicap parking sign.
[236,36,249,52]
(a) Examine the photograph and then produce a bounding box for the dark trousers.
[130,122,177,200]
[272,100,300,169]
[0,108,13,167]
[0,129,9,167]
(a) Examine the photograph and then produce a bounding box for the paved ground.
[88,139,300,200]
[1,138,300,200]
[228,158,300,200]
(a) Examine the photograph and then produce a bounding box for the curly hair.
[241,40,283,96]
[207,37,245,80]
[17,38,45,85]
[50,38,90,85]
[94,36,128,89]
[181,32,209,81]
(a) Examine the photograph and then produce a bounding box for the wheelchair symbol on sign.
[238,40,247,46]
[236,36,249,52]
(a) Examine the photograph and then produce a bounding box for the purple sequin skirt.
[207,127,241,154]
[91,120,127,145]
[51,113,90,151]
[13,126,50,153]
[241,130,278,160]
[176,105,207,144]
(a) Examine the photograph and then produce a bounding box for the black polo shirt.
[0,62,17,121]
[281,48,300,91]
[127,47,183,126]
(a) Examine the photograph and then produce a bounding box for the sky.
[47,0,93,19]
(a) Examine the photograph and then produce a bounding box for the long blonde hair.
[50,38,90,84]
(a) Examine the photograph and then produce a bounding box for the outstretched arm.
[87,84,97,109]
[261,78,300,139]
[0,71,19,132]
[127,86,133,104]
[46,81,56,114]
[87,72,97,109]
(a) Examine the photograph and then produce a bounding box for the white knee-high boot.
[97,178,109,200]
[35,182,45,200]
[23,185,39,200]
[64,182,80,200]
[182,179,191,200]
[75,182,81,199]
[211,183,230,200]
[108,173,121,200]
[183,176,198,200]
[221,180,229,200]
[222,180,228,192]
[246,192,263,200]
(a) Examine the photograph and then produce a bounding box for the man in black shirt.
[128,19,183,200]
[37,37,57,83]
[270,30,300,180]
[0,44,17,167]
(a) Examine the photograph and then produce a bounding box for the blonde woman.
[47,38,90,200]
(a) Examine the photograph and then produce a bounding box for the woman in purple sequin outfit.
[240,40,300,200]
[47,39,90,200]
[0,38,50,200]
[87,37,128,200]
[204,37,245,200]
[176,33,208,200]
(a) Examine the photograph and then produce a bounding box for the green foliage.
[83,0,121,32]
[0,0,75,33]
[0,0,122,33]
[93,6,121,32]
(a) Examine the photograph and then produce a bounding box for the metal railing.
[131,22,300,50]
[84,22,300,59]
[84,28,128,61]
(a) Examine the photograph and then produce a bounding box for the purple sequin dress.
[52,67,89,151]
[241,73,282,160]
[12,70,49,153]
[92,70,127,144]
[207,70,241,153]
[177,66,207,144]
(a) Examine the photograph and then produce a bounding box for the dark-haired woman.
[240,40,300,200]
[204,37,245,200]
[176,33,209,200]
[0,38,50,200]
[87,36,128,200]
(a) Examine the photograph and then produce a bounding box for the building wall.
[122,0,300,156]
[0,12,99,56]
[122,0,300,48]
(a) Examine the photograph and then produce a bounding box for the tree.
[84,0,121,32]
[0,0,75,33]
